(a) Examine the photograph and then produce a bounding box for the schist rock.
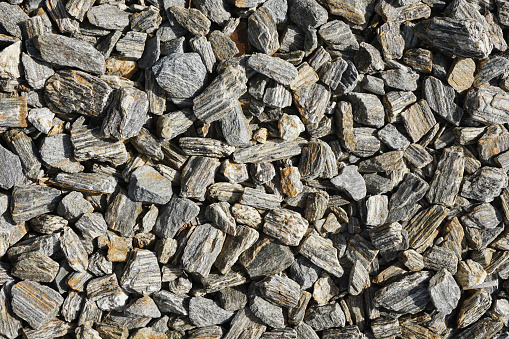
[2,0,509,336]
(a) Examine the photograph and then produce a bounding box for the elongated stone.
[35,34,105,74]
[11,185,61,223]
[374,271,432,314]
[426,146,465,206]
[247,53,298,86]
[181,224,225,278]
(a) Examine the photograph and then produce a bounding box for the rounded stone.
[152,52,207,100]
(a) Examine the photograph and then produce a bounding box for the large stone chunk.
[120,249,161,295]
[181,224,225,278]
[0,144,23,190]
[35,34,106,74]
[331,165,366,201]
[11,280,64,330]
[128,166,173,205]
[189,297,234,327]
[428,268,461,315]
[153,195,200,239]
[413,17,492,59]
[152,53,207,103]
[101,87,149,140]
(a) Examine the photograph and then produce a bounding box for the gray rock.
[153,290,188,315]
[189,297,234,326]
[288,0,328,29]
[304,303,345,331]
[27,108,54,134]
[428,268,461,315]
[102,87,149,140]
[0,3,29,38]
[250,295,286,328]
[153,195,200,239]
[57,191,93,221]
[11,280,63,330]
[87,4,130,30]
[331,165,366,201]
[35,34,105,74]
[75,212,108,239]
[21,53,54,90]
[152,53,208,102]
[0,144,23,190]
[40,134,84,173]
[120,249,161,295]
[289,256,322,290]
[128,166,173,205]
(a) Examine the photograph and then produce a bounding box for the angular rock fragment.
[331,165,366,201]
[189,297,234,327]
[247,53,298,86]
[153,52,207,103]
[374,271,431,314]
[131,6,162,34]
[423,76,463,125]
[477,125,509,162]
[349,260,370,296]
[181,156,220,201]
[461,203,502,229]
[11,280,63,330]
[305,303,345,331]
[121,249,161,295]
[154,195,199,239]
[40,134,83,173]
[11,185,61,223]
[170,6,211,36]
[349,92,384,128]
[60,226,88,272]
[57,191,93,221]
[76,212,107,240]
[461,167,508,202]
[87,4,129,30]
[128,166,172,204]
[105,189,142,237]
[387,173,429,223]
[457,289,492,328]
[378,22,405,60]
[113,31,147,61]
[456,259,487,289]
[102,87,148,140]
[87,274,128,311]
[401,100,436,142]
[71,118,128,166]
[292,83,330,126]
[427,146,465,206]
[465,85,509,125]
[0,41,21,80]
[263,208,308,246]
[0,96,28,128]
[206,202,236,236]
[447,57,476,93]
[250,294,285,328]
[35,34,105,74]
[181,224,225,278]
[0,144,22,190]
[404,205,449,249]
[239,237,294,279]
[12,251,59,282]
[299,232,343,278]
[414,17,492,59]
[50,172,117,194]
